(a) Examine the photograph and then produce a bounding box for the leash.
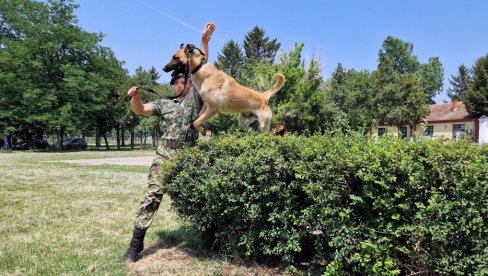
[125,84,178,102]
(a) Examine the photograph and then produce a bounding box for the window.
[424,126,434,136]
[399,127,408,139]
[378,127,386,136]
[453,124,465,140]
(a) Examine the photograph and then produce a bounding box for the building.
[373,101,481,142]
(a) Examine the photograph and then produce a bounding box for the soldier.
[123,23,216,262]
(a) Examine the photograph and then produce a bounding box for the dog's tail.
[263,73,285,100]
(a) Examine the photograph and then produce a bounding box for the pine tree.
[243,26,281,63]
[447,64,472,101]
[148,66,161,86]
[214,40,244,78]
[464,54,488,116]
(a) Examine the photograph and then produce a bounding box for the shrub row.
[165,133,488,274]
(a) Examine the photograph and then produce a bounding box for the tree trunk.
[103,131,110,150]
[116,124,121,150]
[121,125,126,146]
[95,127,100,150]
[130,124,135,149]
[143,131,148,149]
[140,131,143,150]
[56,127,64,151]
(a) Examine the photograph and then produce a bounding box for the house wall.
[372,120,476,141]
[414,120,475,140]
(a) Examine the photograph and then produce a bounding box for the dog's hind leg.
[238,113,249,131]
[257,107,272,133]
[238,112,258,131]
[193,107,218,136]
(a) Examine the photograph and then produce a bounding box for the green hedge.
[164,133,488,274]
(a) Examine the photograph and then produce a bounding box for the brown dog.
[163,44,285,135]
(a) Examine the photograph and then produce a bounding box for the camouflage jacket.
[149,86,203,154]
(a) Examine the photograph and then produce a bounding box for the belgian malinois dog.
[163,44,285,135]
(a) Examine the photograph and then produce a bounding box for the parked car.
[62,138,87,150]
[13,138,49,150]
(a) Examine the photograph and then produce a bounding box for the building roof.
[424,101,473,122]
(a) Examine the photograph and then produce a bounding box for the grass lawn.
[0,150,283,275]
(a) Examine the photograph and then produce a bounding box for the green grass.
[0,150,283,275]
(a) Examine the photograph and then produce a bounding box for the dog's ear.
[180,43,185,49]
[184,44,196,57]
[185,44,196,52]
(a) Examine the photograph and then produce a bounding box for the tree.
[448,64,472,101]
[148,66,161,86]
[327,63,378,132]
[0,0,130,150]
[418,57,444,104]
[86,47,130,150]
[243,26,281,63]
[376,52,429,138]
[379,36,420,74]
[463,54,488,116]
[378,36,443,104]
[0,0,50,139]
[214,40,244,78]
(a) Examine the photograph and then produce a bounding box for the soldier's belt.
[161,139,187,149]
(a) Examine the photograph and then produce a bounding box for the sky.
[74,0,488,103]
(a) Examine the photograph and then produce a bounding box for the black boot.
[123,227,146,262]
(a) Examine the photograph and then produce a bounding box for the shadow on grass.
[140,227,205,260]
[137,227,288,275]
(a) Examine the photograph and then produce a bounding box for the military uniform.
[134,86,202,230]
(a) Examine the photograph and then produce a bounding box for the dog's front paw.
[197,127,206,136]
[189,122,206,136]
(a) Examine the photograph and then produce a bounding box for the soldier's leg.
[124,148,177,262]
[134,155,169,230]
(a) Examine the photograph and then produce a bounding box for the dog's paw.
[199,128,206,136]
[196,126,206,136]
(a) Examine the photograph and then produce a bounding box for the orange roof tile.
[424,101,473,122]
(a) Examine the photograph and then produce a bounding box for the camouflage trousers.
[134,146,179,230]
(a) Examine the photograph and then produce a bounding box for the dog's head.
[162,43,206,73]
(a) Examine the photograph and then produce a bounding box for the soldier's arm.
[128,86,154,116]
[200,23,216,60]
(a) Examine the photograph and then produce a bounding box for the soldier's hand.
[128,86,140,98]
[202,23,216,42]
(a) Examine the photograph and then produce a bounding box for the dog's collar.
[191,60,206,75]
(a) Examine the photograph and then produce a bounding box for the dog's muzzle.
[163,63,186,73]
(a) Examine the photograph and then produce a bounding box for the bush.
[165,132,488,274]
